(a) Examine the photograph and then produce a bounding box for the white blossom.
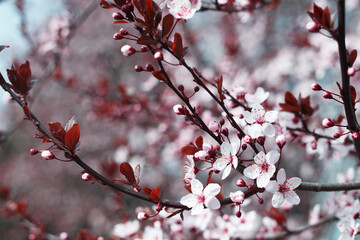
[213,142,239,179]
[243,104,278,138]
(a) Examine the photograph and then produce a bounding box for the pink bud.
[306,21,320,33]
[223,214,230,221]
[256,136,265,146]
[322,118,334,128]
[137,211,149,221]
[241,144,247,150]
[173,104,183,114]
[155,202,162,212]
[236,211,242,218]
[112,12,124,20]
[208,121,219,132]
[236,179,246,187]
[258,198,264,204]
[244,135,252,144]
[221,127,229,136]
[41,150,55,160]
[81,173,92,181]
[140,45,149,52]
[30,149,39,155]
[59,232,69,240]
[352,132,359,139]
[276,134,286,148]
[154,51,164,61]
[230,191,245,204]
[119,28,128,36]
[247,185,254,191]
[333,133,341,138]
[194,150,209,160]
[134,65,143,72]
[145,64,154,72]
[347,67,356,77]
[113,33,123,40]
[121,45,136,56]
[323,91,332,99]
[311,82,322,91]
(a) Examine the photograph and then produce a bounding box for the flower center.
[260,162,269,172]
[197,194,205,203]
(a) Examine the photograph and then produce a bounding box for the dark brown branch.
[336,0,360,160]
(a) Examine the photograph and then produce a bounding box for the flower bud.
[276,134,286,149]
[173,104,183,115]
[244,135,252,144]
[119,28,128,36]
[256,136,265,146]
[134,65,143,72]
[41,150,55,160]
[219,119,225,125]
[306,21,320,33]
[121,45,135,56]
[352,132,359,139]
[154,51,164,61]
[155,202,162,212]
[258,198,264,204]
[140,45,149,52]
[177,84,184,91]
[333,133,341,138]
[145,64,154,72]
[322,118,334,128]
[236,211,242,218]
[236,179,246,187]
[81,173,92,181]
[194,150,209,161]
[241,144,247,150]
[30,149,39,155]
[347,67,356,77]
[221,127,229,137]
[230,191,245,204]
[194,86,200,92]
[323,91,332,99]
[137,211,149,221]
[311,82,322,91]
[113,33,123,40]
[247,185,254,191]
[112,12,124,20]
[208,121,219,132]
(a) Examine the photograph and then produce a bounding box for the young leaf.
[181,143,198,155]
[48,122,66,143]
[99,0,116,9]
[152,71,167,82]
[120,162,136,185]
[150,187,161,202]
[162,14,174,38]
[172,33,184,59]
[6,61,32,97]
[65,124,80,153]
[195,136,203,149]
[279,91,300,115]
[145,0,155,22]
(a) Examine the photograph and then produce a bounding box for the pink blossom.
[121,45,135,56]
[243,104,278,138]
[230,191,245,204]
[184,156,196,179]
[167,0,201,20]
[265,168,302,208]
[180,179,221,215]
[41,150,55,160]
[244,87,269,107]
[337,216,360,240]
[213,142,239,179]
[243,150,280,188]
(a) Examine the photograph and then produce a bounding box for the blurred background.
[1,0,360,239]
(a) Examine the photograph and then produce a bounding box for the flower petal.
[266,150,280,164]
[277,168,286,184]
[257,172,271,188]
[191,179,203,195]
[222,164,232,180]
[244,164,261,179]
[232,156,238,169]
[265,111,278,123]
[203,183,221,197]
[251,104,265,120]
[248,124,263,138]
[265,181,279,193]
[285,191,300,205]
[180,194,198,208]
[254,151,266,164]
[221,142,231,155]
[214,158,228,171]
[287,177,302,190]
[262,123,275,137]
[272,192,284,208]
[191,203,204,215]
[243,111,255,124]
[205,196,220,210]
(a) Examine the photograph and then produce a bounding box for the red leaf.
[313,3,323,23]
[65,124,80,152]
[6,61,32,97]
[268,207,287,226]
[65,116,77,132]
[48,122,66,143]
[150,187,161,202]
[162,14,174,38]
[351,85,357,107]
[120,162,136,185]
[181,143,198,155]
[322,7,331,28]
[77,230,96,240]
[16,200,27,215]
[195,136,203,149]
[172,33,184,59]
[217,76,225,101]
[133,0,145,17]
[146,0,155,22]
[113,20,129,24]
[279,91,300,115]
[137,35,158,45]
[300,96,314,117]
[143,187,152,196]
[349,50,357,67]
[99,0,116,9]
[152,71,167,82]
